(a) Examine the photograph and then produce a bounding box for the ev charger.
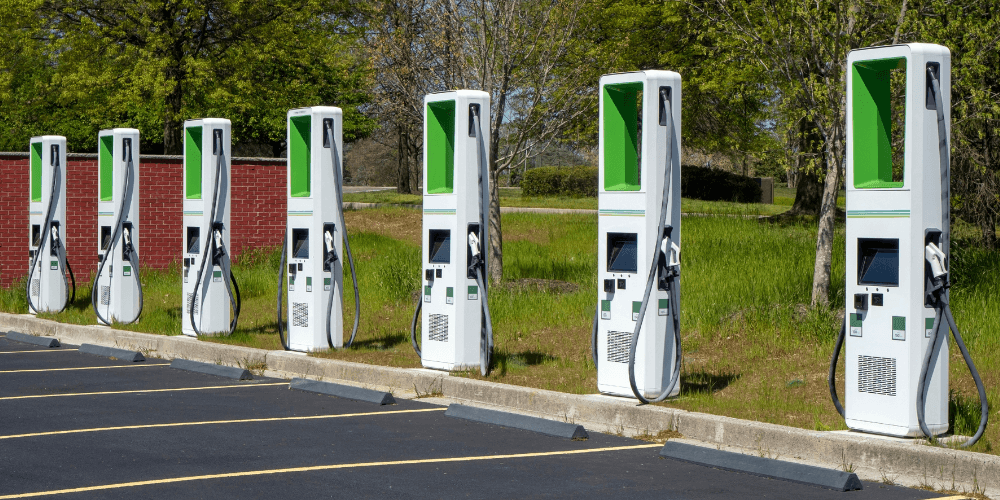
[410,90,494,374]
[181,118,240,336]
[91,128,142,324]
[27,135,74,313]
[277,106,360,351]
[594,71,682,403]
[831,43,987,446]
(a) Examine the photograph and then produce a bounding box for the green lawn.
[347,188,792,215]
[344,187,842,216]
[4,208,996,454]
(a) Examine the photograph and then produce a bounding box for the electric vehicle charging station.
[91,128,142,325]
[829,43,988,446]
[27,135,75,314]
[277,106,360,352]
[593,71,682,403]
[410,90,495,374]
[182,118,241,337]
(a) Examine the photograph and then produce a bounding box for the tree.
[709,0,906,307]
[367,0,600,282]
[583,0,781,173]
[905,0,1000,248]
[31,0,373,153]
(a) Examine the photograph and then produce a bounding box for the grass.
[346,187,792,214]
[4,207,998,455]
[344,187,841,216]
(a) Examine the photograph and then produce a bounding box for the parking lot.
[0,333,956,499]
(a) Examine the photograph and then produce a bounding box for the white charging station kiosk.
[278,106,360,352]
[594,71,682,403]
[27,135,73,314]
[182,118,240,336]
[831,43,987,446]
[410,90,494,374]
[92,128,142,324]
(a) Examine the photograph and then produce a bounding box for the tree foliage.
[0,0,374,154]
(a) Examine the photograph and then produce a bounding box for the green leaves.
[1,0,374,153]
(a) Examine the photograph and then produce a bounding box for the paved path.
[0,334,951,499]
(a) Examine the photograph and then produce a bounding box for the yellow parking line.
[0,382,286,401]
[0,349,78,354]
[0,407,446,440]
[928,497,976,500]
[0,364,161,374]
[0,443,661,498]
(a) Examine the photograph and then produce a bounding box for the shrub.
[680,165,762,203]
[522,166,597,197]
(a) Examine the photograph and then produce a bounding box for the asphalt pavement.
[0,333,952,499]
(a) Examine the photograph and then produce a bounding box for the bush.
[681,165,762,203]
[522,166,597,197]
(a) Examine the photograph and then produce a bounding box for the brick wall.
[0,153,286,288]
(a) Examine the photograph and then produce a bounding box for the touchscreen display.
[429,230,451,263]
[607,233,638,273]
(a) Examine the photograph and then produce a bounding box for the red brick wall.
[0,153,286,288]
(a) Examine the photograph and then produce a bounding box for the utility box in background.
[754,177,774,204]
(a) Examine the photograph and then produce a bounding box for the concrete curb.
[289,378,395,405]
[660,441,862,491]
[1,312,996,496]
[5,331,60,347]
[79,344,145,362]
[446,404,588,440]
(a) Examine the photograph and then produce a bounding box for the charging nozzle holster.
[322,223,337,272]
[657,225,679,291]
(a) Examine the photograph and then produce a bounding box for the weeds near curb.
[878,469,897,486]
[239,357,267,377]
[634,429,682,444]
[839,450,856,474]
[412,383,443,399]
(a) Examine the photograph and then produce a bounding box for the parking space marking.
[0,408,446,440]
[0,443,661,499]
[0,349,78,354]
[0,382,286,401]
[0,364,162,374]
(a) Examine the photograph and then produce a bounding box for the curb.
[1,312,996,495]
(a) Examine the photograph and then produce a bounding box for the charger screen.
[858,238,899,286]
[429,230,451,263]
[292,228,309,259]
[607,233,638,273]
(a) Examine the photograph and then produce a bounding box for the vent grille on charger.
[606,330,632,364]
[186,292,198,314]
[100,285,111,305]
[858,355,897,396]
[429,314,449,342]
[292,302,309,327]
[30,279,39,297]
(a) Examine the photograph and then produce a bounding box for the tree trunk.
[488,166,503,285]
[810,127,843,307]
[786,168,823,215]
[785,121,824,216]
[396,126,413,194]
[982,213,998,249]
[162,78,183,155]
